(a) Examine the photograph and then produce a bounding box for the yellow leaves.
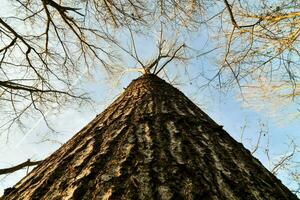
[235,10,300,42]
[239,11,300,23]
[237,77,300,124]
[264,11,300,22]
[187,0,197,14]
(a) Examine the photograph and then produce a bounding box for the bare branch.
[0,159,42,175]
[223,0,262,28]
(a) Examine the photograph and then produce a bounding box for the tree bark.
[2,74,298,200]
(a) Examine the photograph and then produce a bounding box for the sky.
[0,0,299,197]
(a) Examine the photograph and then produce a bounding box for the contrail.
[15,71,87,148]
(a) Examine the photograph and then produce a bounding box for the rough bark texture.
[2,74,298,200]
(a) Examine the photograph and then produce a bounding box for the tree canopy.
[1,0,300,132]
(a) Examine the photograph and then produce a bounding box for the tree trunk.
[2,74,298,200]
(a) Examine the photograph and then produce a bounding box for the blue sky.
[0,1,299,197]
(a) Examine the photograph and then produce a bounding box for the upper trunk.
[3,74,298,200]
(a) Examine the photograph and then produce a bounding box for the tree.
[0,0,299,197]
[218,0,300,118]
[2,74,298,199]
